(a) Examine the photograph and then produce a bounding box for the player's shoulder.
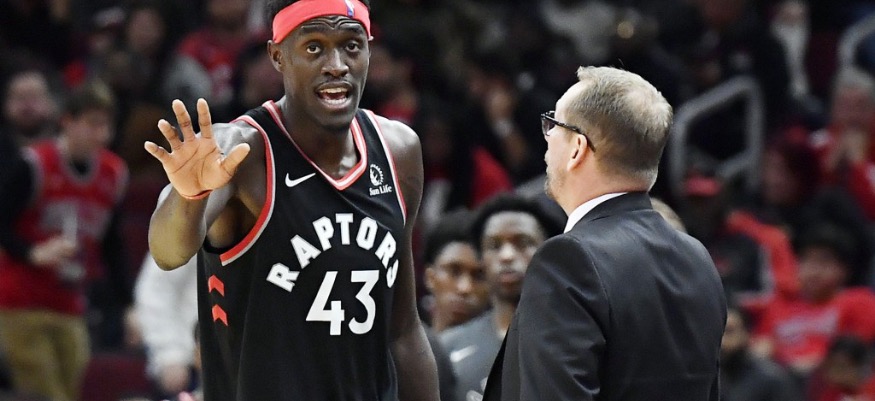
[439,312,494,348]
[211,120,263,151]
[364,111,420,151]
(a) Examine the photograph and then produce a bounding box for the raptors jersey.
[0,141,127,315]
[198,102,408,401]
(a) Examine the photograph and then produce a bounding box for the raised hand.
[144,99,250,198]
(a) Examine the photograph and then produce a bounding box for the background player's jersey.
[198,102,407,401]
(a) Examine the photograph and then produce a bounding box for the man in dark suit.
[483,66,727,401]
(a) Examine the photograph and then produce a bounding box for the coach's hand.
[144,98,250,199]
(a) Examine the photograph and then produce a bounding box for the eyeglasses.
[540,111,595,152]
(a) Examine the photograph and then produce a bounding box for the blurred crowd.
[4,0,875,400]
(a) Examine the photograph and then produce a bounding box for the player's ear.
[267,41,282,72]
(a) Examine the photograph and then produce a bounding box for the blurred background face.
[481,212,545,304]
[681,194,725,242]
[208,0,250,28]
[426,242,489,327]
[63,109,113,160]
[762,150,800,206]
[798,246,846,303]
[365,43,407,102]
[697,0,746,30]
[3,71,56,136]
[420,116,453,168]
[824,351,866,391]
[831,86,875,132]
[126,7,166,58]
[242,55,284,104]
[721,309,749,358]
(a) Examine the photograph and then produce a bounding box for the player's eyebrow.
[297,19,366,36]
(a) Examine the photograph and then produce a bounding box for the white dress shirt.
[563,192,627,233]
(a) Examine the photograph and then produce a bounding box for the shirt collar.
[564,192,627,233]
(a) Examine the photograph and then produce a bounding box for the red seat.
[79,352,152,401]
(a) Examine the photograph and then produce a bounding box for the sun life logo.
[369,164,383,186]
[368,164,392,196]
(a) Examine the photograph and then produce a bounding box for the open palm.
[144,99,250,198]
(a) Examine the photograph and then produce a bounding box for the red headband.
[272,0,371,43]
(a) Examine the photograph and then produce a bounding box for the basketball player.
[143,0,439,400]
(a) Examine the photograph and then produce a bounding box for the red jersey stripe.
[263,101,367,191]
[219,115,276,265]
[363,110,407,224]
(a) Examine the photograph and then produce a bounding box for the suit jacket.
[483,192,727,401]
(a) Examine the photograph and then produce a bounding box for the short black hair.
[470,193,563,250]
[266,0,372,27]
[796,221,857,270]
[64,79,115,117]
[423,209,474,265]
[826,335,871,368]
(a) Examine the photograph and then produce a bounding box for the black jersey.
[197,101,408,401]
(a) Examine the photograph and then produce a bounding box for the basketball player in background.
[143,0,439,400]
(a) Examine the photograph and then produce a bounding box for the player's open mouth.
[317,87,352,109]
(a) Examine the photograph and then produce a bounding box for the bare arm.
[145,99,251,270]
[381,117,439,401]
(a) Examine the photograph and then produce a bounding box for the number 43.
[307,270,379,336]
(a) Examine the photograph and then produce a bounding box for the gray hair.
[568,66,673,186]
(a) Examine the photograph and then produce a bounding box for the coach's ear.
[567,134,588,171]
[267,41,282,72]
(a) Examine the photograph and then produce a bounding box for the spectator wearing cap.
[680,171,798,310]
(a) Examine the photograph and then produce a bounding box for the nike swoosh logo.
[285,173,316,188]
[449,345,478,363]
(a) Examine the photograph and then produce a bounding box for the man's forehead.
[484,212,540,235]
[296,16,366,34]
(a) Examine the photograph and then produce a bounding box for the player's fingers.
[171,99,197,141]
[220,143,251,176]
[157,119,183,150]
[178,392,196,401]
[197,98,214,139]
[144,141,172,163]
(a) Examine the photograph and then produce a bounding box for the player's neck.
[279,102,359,178]
[492,301,516,338]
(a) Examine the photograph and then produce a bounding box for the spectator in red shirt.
[0,80,130,401]
[809,67,875,220]
[161,0,263,121]
[753,222,875,378]
[679,170,798,309]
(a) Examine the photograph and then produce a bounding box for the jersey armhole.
[214,115,276,265]
[363,110,408,224]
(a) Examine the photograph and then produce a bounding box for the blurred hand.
[29,236,77,268]
[158,364,192,395]
[144,99,250,198]
[841,129,870,164]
